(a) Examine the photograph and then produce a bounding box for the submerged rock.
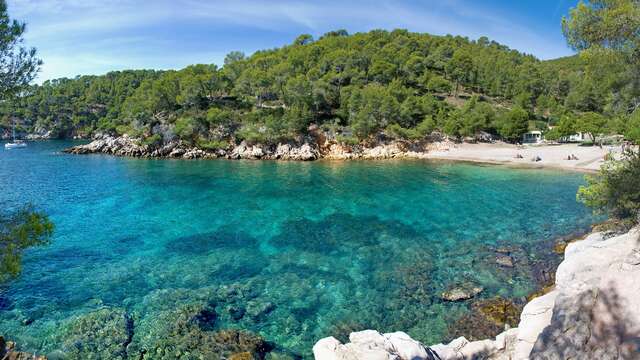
[246,300,276,321]
[496,254,515,268]
[128,303,273,359]
[446,296,522,342]
[228,305,246,321]
[475,297,522,329]
[440,284,484,302]
[55,307,132,360]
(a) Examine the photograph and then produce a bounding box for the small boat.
[4,119,26,149]
[5,140,27,149]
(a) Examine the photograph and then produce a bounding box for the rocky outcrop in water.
[313,227,640,360]
[63,134,157,157]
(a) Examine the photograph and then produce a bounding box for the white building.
[522,131,543,144]
[561,132,593,143]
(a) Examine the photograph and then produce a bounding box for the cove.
[0,141,599,358]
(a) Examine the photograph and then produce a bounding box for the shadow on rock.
[531,283,640,359]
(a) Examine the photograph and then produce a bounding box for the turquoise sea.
[0,141,598,358]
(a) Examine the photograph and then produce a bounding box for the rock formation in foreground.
[313,227,640,360]
[0,336,46,360]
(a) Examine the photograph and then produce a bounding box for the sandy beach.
[425,142,623,172]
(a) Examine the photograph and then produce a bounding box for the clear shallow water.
[0,141,598,357]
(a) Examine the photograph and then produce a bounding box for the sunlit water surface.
[0,141,598,357]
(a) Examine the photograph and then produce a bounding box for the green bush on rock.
[578,150,640,223]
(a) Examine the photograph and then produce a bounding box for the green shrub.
[578,151,640,222]
[141,134,163,147]
[115,124,134,136]
[386,116,436,140]
[497,106,529,142]
[426,75,453,93]
[386,123,414,139]
[237,125,268,145]
[336,135,360,146]
[197,139,229,150]
[175,116,200,143]
[626,111,640,144]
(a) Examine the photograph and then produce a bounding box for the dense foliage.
[0,0,40,138]
[578,150,640,223]
[560,0,640,142]
[4,27,637,146]
[0,0,41,99]
[567,0,640,224]
[0,206,53,282]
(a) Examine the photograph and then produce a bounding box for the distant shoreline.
[420,153,601,174]
[58,134,616,173]
[420,142,617,173]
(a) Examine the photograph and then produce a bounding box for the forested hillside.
[1,29,638,146]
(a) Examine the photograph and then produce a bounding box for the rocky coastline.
[56,133,616,173]
[61,134,449,161]
[313,225,640,360]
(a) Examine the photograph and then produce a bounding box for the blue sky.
[7,0,578,82]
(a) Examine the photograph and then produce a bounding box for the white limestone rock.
[313,330,430,360]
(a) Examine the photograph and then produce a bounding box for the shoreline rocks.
[313,226,640,360]
[61,134,454,161]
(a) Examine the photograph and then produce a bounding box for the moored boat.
[4,119,26,149]
[5,140,27,149]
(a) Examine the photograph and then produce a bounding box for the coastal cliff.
[313,226,640,360]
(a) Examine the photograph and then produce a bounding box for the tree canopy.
[0,206,53,282]
[578,150,640,223]
[0,0,41,99]
[566,0,640,225]
[2,26,639,145]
